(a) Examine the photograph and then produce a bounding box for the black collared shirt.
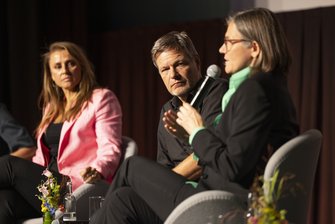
[156,78,228,168]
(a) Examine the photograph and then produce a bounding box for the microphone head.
[206,64,221,78]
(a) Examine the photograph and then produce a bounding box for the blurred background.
[0,0,334,223]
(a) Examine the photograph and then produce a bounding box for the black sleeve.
[0,103,36,152]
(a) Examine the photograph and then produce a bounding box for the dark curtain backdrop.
[276,8,335,224]
[0,0,88,133]
[0,2,334,223]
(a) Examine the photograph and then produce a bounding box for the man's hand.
[163,109,189,141]
[10,147,36,160]
[172,153,202,180]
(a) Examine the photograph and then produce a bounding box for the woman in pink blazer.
[33,87,122,190]
[0,41,122,222]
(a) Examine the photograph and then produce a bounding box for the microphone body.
[190,64,221,109]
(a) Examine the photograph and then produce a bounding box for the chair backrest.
[121,136,138,160]
[164,190,246,224]
[264,129,322,224]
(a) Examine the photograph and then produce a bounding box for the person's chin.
[172,89,188,98]
[224,67,233,75]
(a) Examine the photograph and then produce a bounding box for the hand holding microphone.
[176,102,205,135]
[175,64,221,135]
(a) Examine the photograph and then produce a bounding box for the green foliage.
[247,169,297,224]
[36,169,61,216]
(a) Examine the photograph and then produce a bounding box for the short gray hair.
[151,31,200,68]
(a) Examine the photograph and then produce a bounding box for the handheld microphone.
[190,64,221,109]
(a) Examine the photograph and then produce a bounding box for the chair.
[263,129,322,224]
[19,136,138,224]
[164,129,322,224]
[164,190,246,224]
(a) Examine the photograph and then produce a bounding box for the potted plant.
[246,170,296,224]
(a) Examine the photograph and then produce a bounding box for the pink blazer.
[32,88,122,190]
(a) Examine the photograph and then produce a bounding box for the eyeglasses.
[223,39,251,51]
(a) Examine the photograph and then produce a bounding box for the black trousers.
[90,155,201,224]
[0,155,63,223]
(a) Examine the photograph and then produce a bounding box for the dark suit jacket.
[0,103,35,156]
[192,70,299,199]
